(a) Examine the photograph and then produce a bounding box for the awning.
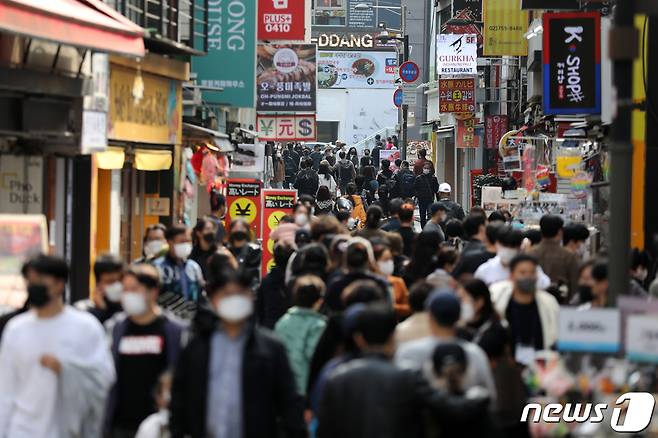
[95,147,125,170]
[0,0,145,57]
[135,149,172,171]
[183,122,234,152]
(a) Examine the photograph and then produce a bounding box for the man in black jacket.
[294,158,320,197]
[318,303,488,438]
[170,268,306,438]
[256,241,295,328]
[414,162,439,229]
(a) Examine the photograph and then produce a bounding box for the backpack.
[398,170,415,197]
[296,169,315,193]
[378,170,396,193]
[339,161,353,184]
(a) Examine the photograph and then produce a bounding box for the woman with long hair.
[403,231,442,288]
[315,186,334,216]
[189,217,217,280]
[318,160,337,197]
[347,146,359,168]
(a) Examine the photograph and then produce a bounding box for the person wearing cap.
[395,290,497,408]
[423,202,447,241]
[438,183,465,221]
[414,162,439,229]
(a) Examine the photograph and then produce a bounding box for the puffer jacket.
[275,307,327,395]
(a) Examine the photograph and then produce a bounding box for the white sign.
[318,51,397,89]
[231,143,266,174]
[557,307,620,353]
[626,315,658,363]
[0,155,43,214]
[436,34,478,75]
[81,110,108,154]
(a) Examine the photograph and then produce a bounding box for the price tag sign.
[557,307,620,353]
[626,315,658,363]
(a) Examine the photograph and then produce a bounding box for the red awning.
[0,0,145,57]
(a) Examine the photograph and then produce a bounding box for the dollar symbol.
[298,119,312,136]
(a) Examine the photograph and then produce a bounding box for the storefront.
[94,54,187,262]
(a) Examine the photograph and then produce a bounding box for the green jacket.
[275,307,327,395]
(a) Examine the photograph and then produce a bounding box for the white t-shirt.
[318,174,337,196]
[0,306,115,438]
[474,256,551,290]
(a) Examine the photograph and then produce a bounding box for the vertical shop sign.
[257,44,317,112]
[483,0,528,56]
[226,179,262,239]
[543,12,601,115]
[258,0,307,41]
[456,115,477,148]
[484,115,508,149]
[193,0,257,107]
[261,189,297,276]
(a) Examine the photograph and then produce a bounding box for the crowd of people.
[0,145,657,438]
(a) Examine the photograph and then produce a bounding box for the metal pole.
[607,0,637,306]
[401,4,408,161]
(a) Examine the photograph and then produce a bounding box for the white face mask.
[423,169,431,175]
[174,242,193,260]
[378,259,395,276]
[121,292,148,316]
[144,240,165,258]
[295,214,309,227]
[498,247,518,266]
[104,281,123,303]
[216,295,253,322]
[460,301,475,322]
[636,268,648,282]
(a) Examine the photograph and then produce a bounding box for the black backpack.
[339,161,353,184]
[398,170,416,197]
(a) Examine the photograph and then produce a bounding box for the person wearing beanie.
[395,289,497,407]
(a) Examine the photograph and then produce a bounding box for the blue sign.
[393,88,403,107]
[399,61,420,83]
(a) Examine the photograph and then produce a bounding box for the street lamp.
[353,3,410,160]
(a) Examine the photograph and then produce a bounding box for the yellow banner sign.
[483,0,528,56]
[109,64,182,145]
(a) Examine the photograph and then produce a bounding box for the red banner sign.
[261,189,297,277]
[484,115,509,149]
[439,78,476,113]
[257,114,317,141]
[226,179,262,240]
[258,0,306,41]
[456,115,477,148]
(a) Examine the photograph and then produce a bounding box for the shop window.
[317,121,339,143]
[314,0,346,26]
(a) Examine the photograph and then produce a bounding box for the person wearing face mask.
[153,225,204,303]
[106,264,184,438]
[170,268,306,438]
[136,223,168,263]
[226,219,262,287]
[189,218,218,280]
[271,149,286,188]
[0,254,115,438]
[475,225,551,290]
[75,253,124,324]
[629,248,651,296]
[414,162,439,229]
[562,222,590,257]
[373,241,410,319]
[489,255,559,365]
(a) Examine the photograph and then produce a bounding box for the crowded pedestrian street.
[1,0,658,437]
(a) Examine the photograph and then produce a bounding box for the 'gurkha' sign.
[543,12,601,115]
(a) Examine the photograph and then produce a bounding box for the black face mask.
[578,285,593,303]
[230,231,248,242]
[27,284,51,308]
[203,232,216,245]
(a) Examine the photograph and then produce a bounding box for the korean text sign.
[257,114,317,141]
[439,78,476,113]
[257,44,317,112]
[226,179,262,239]
[456,115,477,148]
[484,115,508,149]
[258,0,306,41]
[436,34,478,75]
[318,51,397,89]
[261,190,297,276]
[543,12,601,115]
[192,0,256,107]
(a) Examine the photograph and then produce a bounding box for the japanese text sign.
[226,179,262,239]
[436,34,478,75]
[257,44,317,112]
[257,114,317,141]
[543,12,601,115]
[439,78,476,113]
[261,189,297,277]
[258,0,306,41]
[484,115,508,149]
[557,307,620,353]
